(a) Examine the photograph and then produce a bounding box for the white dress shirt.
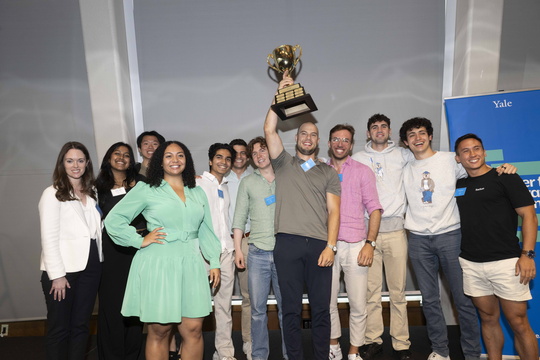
[196,171,234,253]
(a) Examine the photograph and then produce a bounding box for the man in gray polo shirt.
[263,71,341,360]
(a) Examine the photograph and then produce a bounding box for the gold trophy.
[267,44,317,120]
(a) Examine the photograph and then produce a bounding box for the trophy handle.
[292,44,302,67]
[267,53,281,72]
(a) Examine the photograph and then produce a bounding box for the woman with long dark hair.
[105,141,221,360]
[95,142,144,360]
[39,141,103,359]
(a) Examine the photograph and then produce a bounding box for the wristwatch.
[522,250,536,259]
[327,244,337,252]
[365,239,376,249]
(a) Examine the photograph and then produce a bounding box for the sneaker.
[395,349,412,360]
[329,345,343,360]
[348,354,363,360]
[243,341,252,360]
[362,343,383,360]
[428,352,450,360]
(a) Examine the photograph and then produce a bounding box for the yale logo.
[493,99,512,108]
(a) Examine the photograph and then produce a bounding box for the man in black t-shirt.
[454,133,537,360]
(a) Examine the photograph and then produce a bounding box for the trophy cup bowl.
[267,44,302,73]
[267,44,317,120]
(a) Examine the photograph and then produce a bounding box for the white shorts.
[459,257,532,301]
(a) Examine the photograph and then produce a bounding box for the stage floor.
[0,325,470,360]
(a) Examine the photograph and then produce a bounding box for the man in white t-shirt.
[399,117,515,360]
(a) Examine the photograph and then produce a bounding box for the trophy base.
[271,93,318,120]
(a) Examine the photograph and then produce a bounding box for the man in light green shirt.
[232,136,287,360]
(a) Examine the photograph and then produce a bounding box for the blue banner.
[445,89,540,356]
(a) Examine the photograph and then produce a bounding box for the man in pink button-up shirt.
[327,124,383,360]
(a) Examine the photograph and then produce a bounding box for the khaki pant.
[330,240,369,347]
[365,229,410,350]
[214,251,236,358]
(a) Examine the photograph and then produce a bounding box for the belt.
[231,232,250,239]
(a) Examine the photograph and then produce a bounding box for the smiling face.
[367,120,390,146]
[295,122,319,156]
[455,138,489,175]
[210,148,232,178]
[139,135,160,162]
[232,144,248,171]
[162,143,186,177]
[328,129,353,161]
[64,149,88,182]
[109,145,131,172]
[251,142,271,170]
[403,126,433,157]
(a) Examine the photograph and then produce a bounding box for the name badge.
[264,194,276,206]
[111,187,126,196]
[301,158,316,172]
[338,174,343,182]
[454,187,466,197]
[218,189,224,198]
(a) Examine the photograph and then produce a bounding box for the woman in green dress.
[105,141,221,360]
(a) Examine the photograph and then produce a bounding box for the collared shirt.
[232,169,276,251]
[196,171,233,252]
[327,156,382,243]
[271,149,341,241]
[225,167,253,234]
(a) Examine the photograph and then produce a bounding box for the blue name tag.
[454,187,466,197]
[264,194,276,206]
[301,158,316,172]
[338,174,343,182]
[218,189,224,198]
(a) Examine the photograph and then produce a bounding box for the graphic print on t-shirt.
[420,171,435,204]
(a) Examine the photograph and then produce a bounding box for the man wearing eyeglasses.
[327,124,382,360]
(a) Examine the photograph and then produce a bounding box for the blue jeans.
[248,244,287,360]
[408,229,480,358]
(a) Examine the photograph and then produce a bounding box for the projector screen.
[0,0,445,321]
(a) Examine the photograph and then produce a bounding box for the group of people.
[38,71,537,360]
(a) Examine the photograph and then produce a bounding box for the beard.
[296,144,318,156]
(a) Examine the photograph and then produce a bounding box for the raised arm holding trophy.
[267,44,318,120]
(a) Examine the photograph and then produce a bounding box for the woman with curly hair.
[95,142,145,360]
[39,141,103,359]
[105,141,221,360]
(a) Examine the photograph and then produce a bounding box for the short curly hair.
[367,113,391,130]
[399,117,433,144]
[146,141,196,188]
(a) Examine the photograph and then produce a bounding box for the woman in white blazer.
[39,141,103,360]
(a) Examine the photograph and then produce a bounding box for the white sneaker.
[329,345,343,360]
[428,352,450,360]
[243,341,252,360]
[348,354,363,360]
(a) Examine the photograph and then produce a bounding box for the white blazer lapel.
[69,198,88,227]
